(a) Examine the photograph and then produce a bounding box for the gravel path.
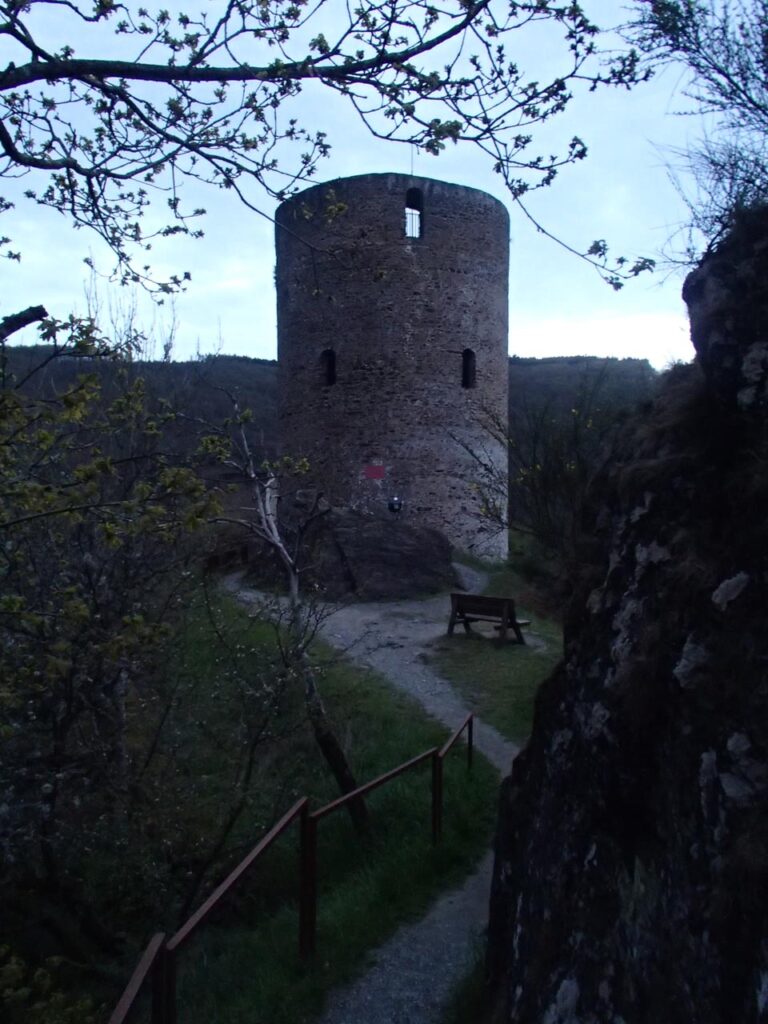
[316,849,497,1024]
[313,564,519,1024]
[316,564,518,777]
[227,566,520,1024]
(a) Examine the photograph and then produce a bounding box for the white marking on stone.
[543,978,580,1024]
[673,635,709,688]
[727,732,751,757]
[711,571,750,611]
[635,541,671,566]
[581,702,610,740]
[719,771,754,805]
[757,970,768,1013]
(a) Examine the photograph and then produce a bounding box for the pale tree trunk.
[284,564,369,835]
[299,651,369,834]
[236,416,369,834]
[112,665,130,819]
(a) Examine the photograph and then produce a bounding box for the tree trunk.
[301,654,369,835]
[246,458,370,834]
[0,304,47,342]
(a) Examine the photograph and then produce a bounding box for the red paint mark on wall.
[364,464,386,480]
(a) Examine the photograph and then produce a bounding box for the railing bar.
[299,810,317,960]
[431,752,441,846]
[438,712,473,759]
[168,797,307,952]
[311,747,438,821]
[108,932,166,1024]
[109,713,477,1021]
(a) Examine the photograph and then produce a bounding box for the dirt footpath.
[313,566,519,1024]
[317,564,519,777]
[229,566,520,1024]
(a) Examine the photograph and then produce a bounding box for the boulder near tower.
[276,172,509,559]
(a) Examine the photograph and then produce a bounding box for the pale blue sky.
[1,1,703,368]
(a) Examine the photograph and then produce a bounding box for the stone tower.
[275,172,509,559]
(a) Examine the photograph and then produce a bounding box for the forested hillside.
[6,347,656,457]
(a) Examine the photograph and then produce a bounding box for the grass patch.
[119,593,498,1023]
[441,944,495,1024]
[429,560,562,745]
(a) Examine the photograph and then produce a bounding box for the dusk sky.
[1,1,706,369]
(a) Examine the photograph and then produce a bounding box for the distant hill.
[5,346,657,456]
[4,347,280,461]
[508,355,658,419]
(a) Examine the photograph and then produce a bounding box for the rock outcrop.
[487,209,768,1022]
[303,509,457,600]
[683,206,768,411]
[244,507,458,600]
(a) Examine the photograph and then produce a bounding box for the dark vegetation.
[0,330,498,1022]
[0,333,654,1020]
[0,0,652,292]
[5,345,659,588]
[132,597,498,1024]
[626,0,768,258]
[3,346,279,460]
[505,355,658,558]
[432,550,563,746]
[5,347,655,454]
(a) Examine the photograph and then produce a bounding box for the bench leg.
[499,609,508,643]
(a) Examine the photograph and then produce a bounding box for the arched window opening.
[461,348,476,389]
[405,187,423,238]
[320,348,336,386]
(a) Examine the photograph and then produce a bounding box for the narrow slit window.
[405,187,423,238]
[320,348,336,386]
[461,348,476,389]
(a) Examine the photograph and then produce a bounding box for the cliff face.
[487,212,768,1023]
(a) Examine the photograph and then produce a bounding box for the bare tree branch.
[0,0,650,289]
[0,304,47,342]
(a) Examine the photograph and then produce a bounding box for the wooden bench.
[447,593,530,644]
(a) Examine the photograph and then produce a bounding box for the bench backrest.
[451,593,515,617]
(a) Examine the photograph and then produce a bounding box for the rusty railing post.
[151,948,164,1024]
[299,809,317,959]
[467,715,474,771]
[431,751,443,845]
[152,944,176,1024]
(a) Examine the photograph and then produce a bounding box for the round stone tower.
[276,172,509,559]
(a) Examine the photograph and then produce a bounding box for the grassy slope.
[430,556,563,746]
[436,549,564,1024]
[122,594,497,1024]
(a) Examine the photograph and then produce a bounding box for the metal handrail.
[433,712,474,843]
[299,744,440,959]
[107,932,165,1024]
[109,713,476,1021]
[310,747,438,821]
[438,711,474,764]
[167,797,308,953]
[157,798,309,1024]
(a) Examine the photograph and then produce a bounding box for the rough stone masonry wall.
[276,173,509,559]
[486,208,768,1023]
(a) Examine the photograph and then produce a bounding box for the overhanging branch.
[0,304,47,342]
